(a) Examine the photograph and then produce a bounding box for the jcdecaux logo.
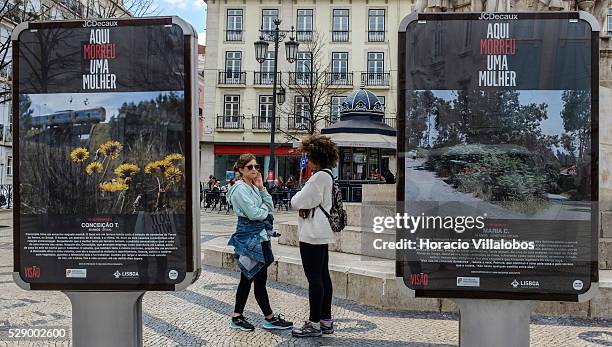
[82,20,118,28]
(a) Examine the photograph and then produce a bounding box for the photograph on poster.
[19,91,186,215]
[404,89,591,221]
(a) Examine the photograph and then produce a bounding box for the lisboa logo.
[113,270,121,279]
[511,279,519,288]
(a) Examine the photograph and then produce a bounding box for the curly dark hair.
[298,134,339,169]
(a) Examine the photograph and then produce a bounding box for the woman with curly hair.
[290,135,339,338]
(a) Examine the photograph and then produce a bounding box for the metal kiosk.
[12,17,200,347]
[396,12,599,347]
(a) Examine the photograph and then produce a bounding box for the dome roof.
[341,87,384,115]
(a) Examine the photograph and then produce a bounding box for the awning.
[323,132,397,149]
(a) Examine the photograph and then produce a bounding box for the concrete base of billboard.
[455,299,532,347]
[64,291,144,347]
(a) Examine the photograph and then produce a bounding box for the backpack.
[317,170,347,233]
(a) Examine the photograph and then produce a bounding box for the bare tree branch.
[277,31,337,142]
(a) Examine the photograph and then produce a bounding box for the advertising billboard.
[12,17,200,291]
[397,12,598,301]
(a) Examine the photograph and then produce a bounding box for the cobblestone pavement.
[1,210,612,346]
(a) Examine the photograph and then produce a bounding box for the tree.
[560,90,590,160]
[276,32,336,141]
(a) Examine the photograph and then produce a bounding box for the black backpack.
[317,170,347,233]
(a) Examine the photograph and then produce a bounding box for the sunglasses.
[245,164,260,171]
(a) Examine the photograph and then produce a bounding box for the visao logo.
[410,273,429,286]
[82,20,118,28]
[24,266,41,279]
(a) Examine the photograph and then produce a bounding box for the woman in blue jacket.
[226,153,293,332]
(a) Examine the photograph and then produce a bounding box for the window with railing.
[262,9,279,41]
[330,96,344,124]
[363,52,388,86]
[3,126,10,142]
[332,9,349,42]
[292,52,312,85]
[291,96,310,130]
[296,9,313,42]
[608,8,612,36]
[6,156,12,177]
[368,9,385,42]
[221,95,242,129]
[226,9,243,41]
[256,95,277,129]
[221,51,243,84]
[329,52,351,85]
[258,51,276,84]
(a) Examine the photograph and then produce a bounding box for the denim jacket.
[228,215,275,279]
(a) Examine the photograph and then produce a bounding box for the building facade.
[202,0,414,183]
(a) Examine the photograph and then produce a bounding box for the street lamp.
[254,19,299,182]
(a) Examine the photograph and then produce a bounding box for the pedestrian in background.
[290,135,338,337]
[226,154,293,332]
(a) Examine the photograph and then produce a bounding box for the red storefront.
[213,144,302,184]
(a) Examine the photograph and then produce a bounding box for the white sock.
[320,319,332,327]
[310,321,321,329]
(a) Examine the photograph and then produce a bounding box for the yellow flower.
[144,160,172,174]
[164,166,182,184]
[99,179,129,192]
[85,161,103,175]
[99,141,123,160]
[114,163,140,178]
[70,147,90,163]
[164,153,184,164]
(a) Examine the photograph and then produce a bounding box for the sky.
[27,91,184,122]
[156,0,207,46]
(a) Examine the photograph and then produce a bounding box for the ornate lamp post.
[254,19,298,182]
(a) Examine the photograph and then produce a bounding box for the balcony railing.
[218,71,246,85]
[332,31,349,42]
[252,116,280,130]
[361,72,390,86]
[326,72,353,86]
[254,72,281,85]
[383,118,395,128]
[289,72,314,86]
[216,115,244,129]
[288,116,310,130]
[296,31,313,42]
[226,30,243,41]
[368,31,385,42]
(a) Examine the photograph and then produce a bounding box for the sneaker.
[262,313,293,330]
[292,321,322,337]
[229,315,254,332]
[320,320,334,334]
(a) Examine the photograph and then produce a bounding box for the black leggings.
[233,241,273,316]
[299,242,333,322]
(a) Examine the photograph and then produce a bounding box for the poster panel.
[396,12,598,301]
[13,17,199,291]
